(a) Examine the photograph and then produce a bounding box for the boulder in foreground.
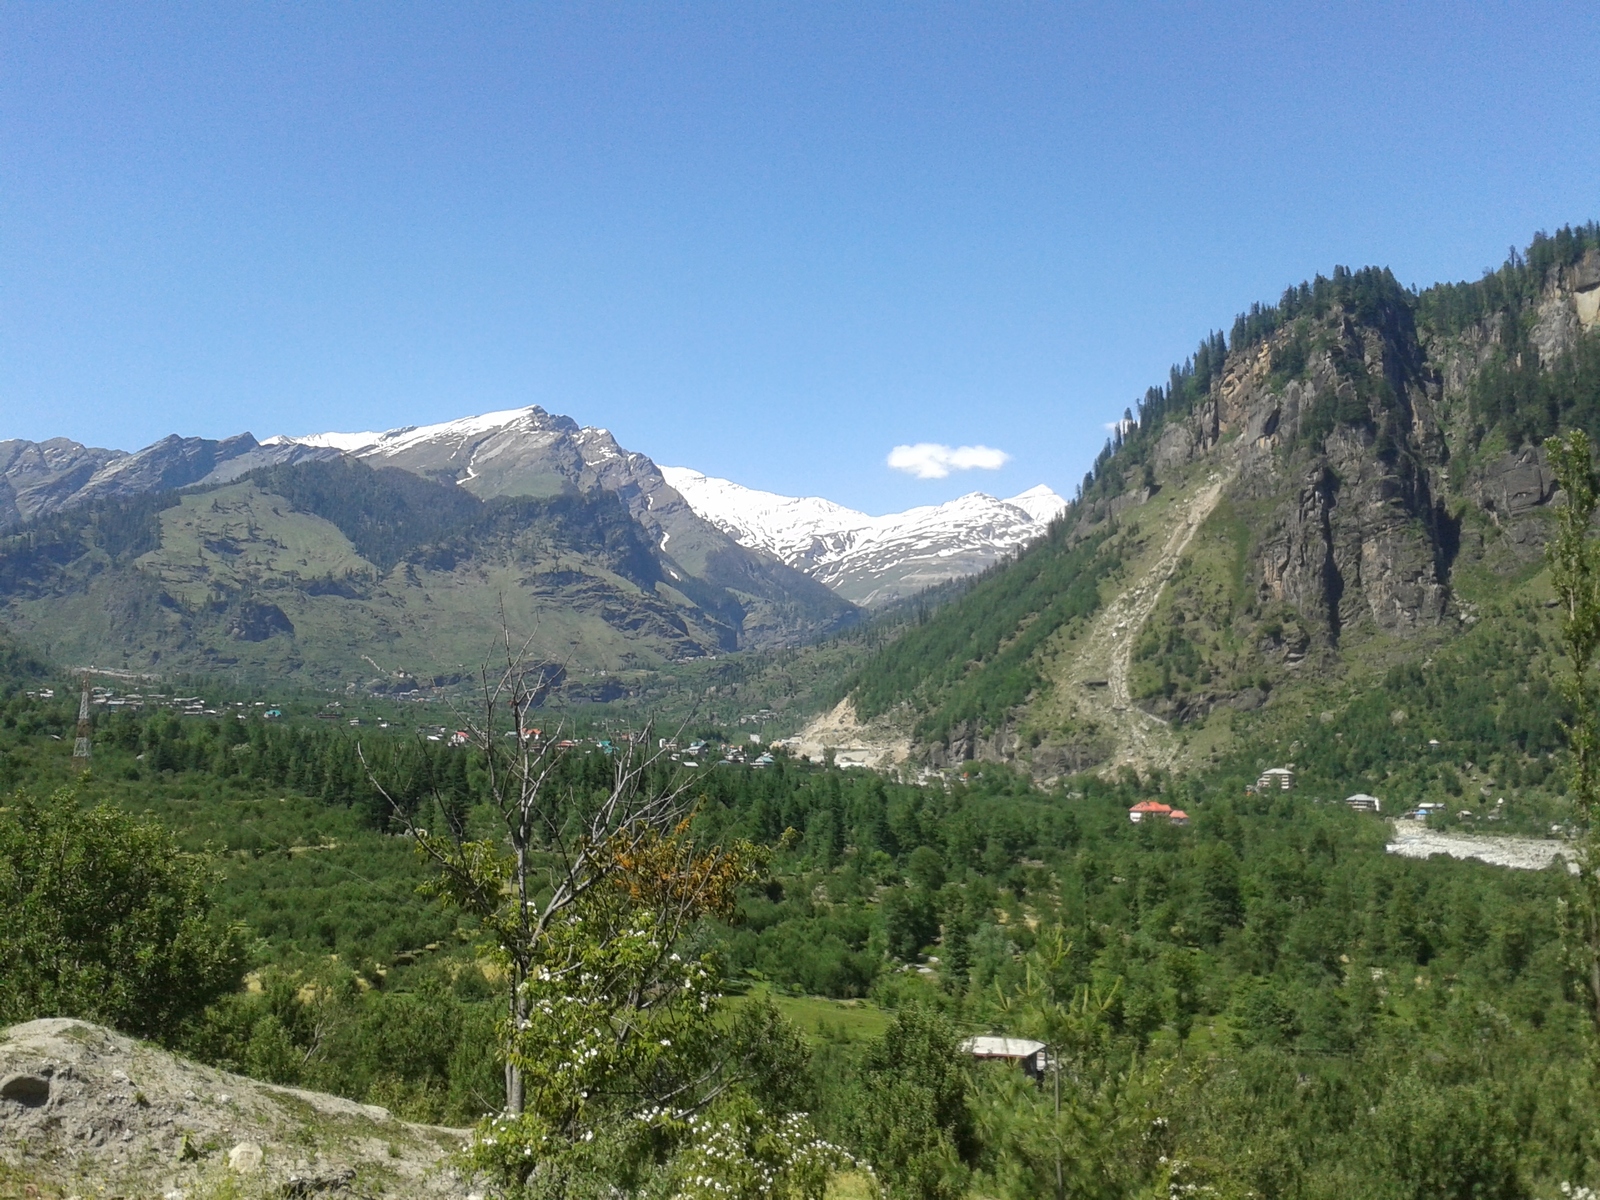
[0,1018,468,1198]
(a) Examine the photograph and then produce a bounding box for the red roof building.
[1129,800,1173,823]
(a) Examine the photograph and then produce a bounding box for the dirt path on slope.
[796,465,1235,780]
[1061,469,1235,774]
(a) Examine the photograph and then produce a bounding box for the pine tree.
[1544,429,1600,1037]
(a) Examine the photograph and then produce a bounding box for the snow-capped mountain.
[660,467,1069,607]
[7,402,1062,627]
[270,411,1067,606]
[268,407,859,643]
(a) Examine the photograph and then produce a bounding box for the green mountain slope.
[0,459,826,688]
[833,223,1600,780]
[311,407,861,648]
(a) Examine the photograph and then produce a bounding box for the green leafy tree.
[844,1006,977,1200]
[372,633,834,1197]
[906,845,946,892]
[1545,429,1600,1036]
[1367,1075,1527,1200]
[882,887,940,961]
[1162,947,1202,1048]
[0,786,246,1041]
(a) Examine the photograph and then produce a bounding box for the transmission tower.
[72,672,92,766]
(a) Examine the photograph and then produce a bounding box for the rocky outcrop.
[1142,253,1593,661]
[197,439,345,486]
[1256,463,1343,633]
[1471,446,1557,520]
[0,1018,464,1198]
[1227,307,1454,638]
[1571,250,1600,331]
[1323,424,1451,634]
[0,433,338,531]
[71,433,266,502]
[0,437,124,528]
[224,599,295,641]
[1532,290,1586,364]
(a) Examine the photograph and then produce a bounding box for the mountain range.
[659,468,1066,606]
[0,432,341,529]
[0,406,1066,689]
[9,224,1595,747]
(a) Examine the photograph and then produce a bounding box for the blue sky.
[4,3,1598,514]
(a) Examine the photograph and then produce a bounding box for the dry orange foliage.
[601,820,765,922]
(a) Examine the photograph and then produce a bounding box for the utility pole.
[72,671,92,767]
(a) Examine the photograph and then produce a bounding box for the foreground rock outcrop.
[0,1019,467,1198]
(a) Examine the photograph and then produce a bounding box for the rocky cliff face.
[0,437,124,527]
[277,407,859,647]
[1108,255,1600,739]
[830,235,1600,778]
[0,433,339,530]
[1142,255,1600,649]
[1235,315,1451,641]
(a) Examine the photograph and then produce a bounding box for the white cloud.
[887,442,1011,480]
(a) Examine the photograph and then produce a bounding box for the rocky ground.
[1064,467,1236,777]
[0,1019,470,1199]
[1385,821,1579,873]
[794,697,912,771]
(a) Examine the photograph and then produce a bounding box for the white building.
[961,1036,1048,1078]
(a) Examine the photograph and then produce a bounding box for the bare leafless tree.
[363,621,699,1114]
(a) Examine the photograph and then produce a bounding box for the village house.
[1129,800,1172,823]
[961,1036,1049,1079]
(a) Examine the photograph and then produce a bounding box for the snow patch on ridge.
[262,430,387,453]
[1008,483,1070,524]
[269,407,578,460]
[659,468,868,559]
[661,466,1068,606]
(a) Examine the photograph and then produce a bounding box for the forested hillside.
[2,641,1597,1197]
[836,223,1600,781]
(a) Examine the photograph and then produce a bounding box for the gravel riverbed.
[1386,821,1578,873]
